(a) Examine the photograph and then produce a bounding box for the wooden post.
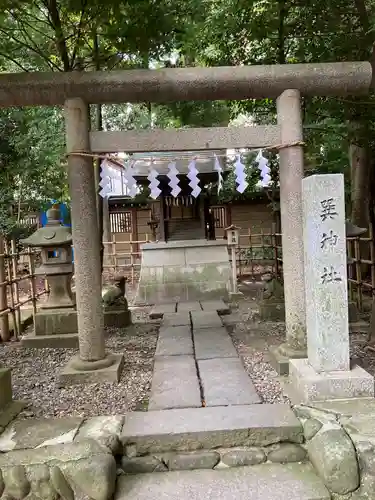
[5,240,17,340]
[27,247,37,328]
[0,235,9,341]
[11,239,21,337]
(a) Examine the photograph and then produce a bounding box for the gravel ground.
[0,317,158,419]
[228,292,375,405]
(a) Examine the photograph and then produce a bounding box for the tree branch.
[46,0,71,71]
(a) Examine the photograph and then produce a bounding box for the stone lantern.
[20,205,78,348]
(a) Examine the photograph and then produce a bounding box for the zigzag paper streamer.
[123,160,138,197]
[235,155,248,194]
[167,161,181,197]
[147,166,161,200]
[187,159,201,198]
[214,154,223,193]
[256,150,271,186]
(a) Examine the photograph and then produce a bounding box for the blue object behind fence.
[40,202,74,262]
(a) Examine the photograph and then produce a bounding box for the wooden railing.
[0,237,47,341]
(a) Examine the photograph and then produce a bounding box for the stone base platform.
[135,239,231,305]
[104,308,132,328]
[289,358,375,403]
[58,353,124,387]
[259,301,285,322]
[34,308,78,335]
[21,332,79,348]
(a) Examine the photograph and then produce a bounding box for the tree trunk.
[350,142,370,228]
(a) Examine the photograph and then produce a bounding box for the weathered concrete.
[148,355,201,410]
[135,240,231,305]
[75,415,124,453]
[266,443,307,463]
[0,417,83,452]
[150,303,177,319]
[178,302,202,312]
[162,312,191,328]
[115,463,330,500]
[0,439,116,500]
[58,352,125,387]
[0,367,26,434]
[34,309,78,336]
[259,300,285,321]
[0,367,12,409]
[289,358,374,403]
[64,98,122,383]
[104,308,132,328]
[166,451,220,471]
[120,404,303,455]
[155,326,193,357]
[191,311,223,329]
[193,327,238,360]
[198,357,261,406]
[21,332,79,348]
[0,61,372,108]
[276,89,307,359]
[200,300,230,315]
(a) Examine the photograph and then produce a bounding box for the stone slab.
[155,326,193,357]
[150,303,177,319]
[120,404,303,454]
[0,416,83,452]
[115,463,330,500]
[289,358,375,403]
[148,355,201,410]
[193,327,238,360]
[58,353,124,387]
[198,357,261,406]
[177,301,202,312]
[200,300,230,315]
[162,312,191,327]
[21,333,79,348]
[191,311,223,329]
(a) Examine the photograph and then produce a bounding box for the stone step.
[155,326,193,357]
[200,300,231,315]
[115,463,330,500]
[120,404,303,455]
[198,357,261,406]
[193,327,237,360]
[148,355,202,411]
[149,303,177,320]
[191,311,223,329]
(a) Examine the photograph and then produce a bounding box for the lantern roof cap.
[21,205,72,247]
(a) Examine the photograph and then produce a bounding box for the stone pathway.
[148,301,261,410]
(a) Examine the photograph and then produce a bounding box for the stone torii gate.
[0,61,373,384]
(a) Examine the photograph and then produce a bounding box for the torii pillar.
[270,89,307,375]
[58,97,124,386]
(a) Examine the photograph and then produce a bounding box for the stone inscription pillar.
[64,98,105,362]
[289,174,374,402]
[276,89,307,358]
